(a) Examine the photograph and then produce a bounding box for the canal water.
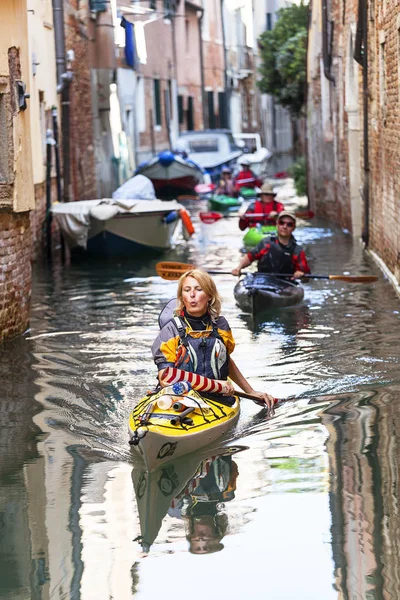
[1,194,400,599]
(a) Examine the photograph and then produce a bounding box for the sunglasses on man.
[278,220,295,228]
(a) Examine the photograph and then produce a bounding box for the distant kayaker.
[238,182,285,230]
[232,211,311,279]
[152,269,275,413]
[233,157,263,191]
[214,166,237,197]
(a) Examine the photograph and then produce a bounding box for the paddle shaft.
[199,209,314,223]
[155,262,378,283]
[235,390,278,406]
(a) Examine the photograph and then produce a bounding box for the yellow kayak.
[128,386,240,472]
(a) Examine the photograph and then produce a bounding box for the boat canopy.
[175,130,243,169]
[112,174,156,200]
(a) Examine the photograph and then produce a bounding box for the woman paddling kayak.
[152,268,275,414]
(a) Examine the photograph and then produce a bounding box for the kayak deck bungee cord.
[128,385,240,471]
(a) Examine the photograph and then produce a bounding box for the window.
[187,97,194,130]
[163,0,173,17]
[218,92,228,129]
[188,138,219,153]
[185,19,190,53]
[206,91,215,129]
[266,13,272,31]
[149,0,156,10]
[153,78,162,127]
[178,95,184,125]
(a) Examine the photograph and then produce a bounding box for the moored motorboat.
[51,198,194,257]
[234,272,304,312]
[175,129,243,183]
[128,386,240,472]
[208,194,242,211]
[233,133,273,178]
[135,150,205,200]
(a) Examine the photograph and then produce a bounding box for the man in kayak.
[232,211,311,279]
[152,269,275,413]
[233,157,263,191]
[238,182,285,230]
[214,166,237,197]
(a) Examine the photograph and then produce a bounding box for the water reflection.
[132,446,245,555]
[321,388,400,600]
[2,210,400,598]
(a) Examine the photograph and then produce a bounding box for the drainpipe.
[52,0,73,202]
[220,0,230,128]
[361,3,369,246]
[354,0,369,245]
[197,6,206,127]
[322,0,335,84]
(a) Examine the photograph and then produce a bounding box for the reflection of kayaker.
[131,446,245,554]
[178,454,239,555]
[239,182,285,230]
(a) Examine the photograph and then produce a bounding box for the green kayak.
[208,194,242,211]
[243,224,276,249]
[239,187,259,200]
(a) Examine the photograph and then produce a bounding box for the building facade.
[307,0,400,285]
[0,0,35,342]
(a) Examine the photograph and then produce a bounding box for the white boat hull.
[51,198,188,256]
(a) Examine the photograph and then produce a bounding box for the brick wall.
[367,4,400,280]
[0,211,31,342]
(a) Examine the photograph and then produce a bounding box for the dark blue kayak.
[234,272,304,313]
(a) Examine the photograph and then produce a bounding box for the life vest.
[257,235,303,274]
[172,315,230,381]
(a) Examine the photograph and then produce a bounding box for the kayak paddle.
[194,183,216,194]
[155,261,378,283]
[199,209,315,224]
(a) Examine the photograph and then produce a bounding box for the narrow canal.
[1,193,400,599]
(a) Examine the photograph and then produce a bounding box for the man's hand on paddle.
[293,270,304,280]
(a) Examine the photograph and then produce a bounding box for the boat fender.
[163,210,179,225]
[180,208,195,239]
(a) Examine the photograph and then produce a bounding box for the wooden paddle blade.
[156,261,195,279]
[295,209,314,219]
[328,275,378,283]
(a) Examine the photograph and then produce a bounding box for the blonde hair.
[176,269,222,320]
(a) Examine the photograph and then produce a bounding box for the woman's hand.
[217,380,235,396]
[231,267,241,277]
[250,390,276,415]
